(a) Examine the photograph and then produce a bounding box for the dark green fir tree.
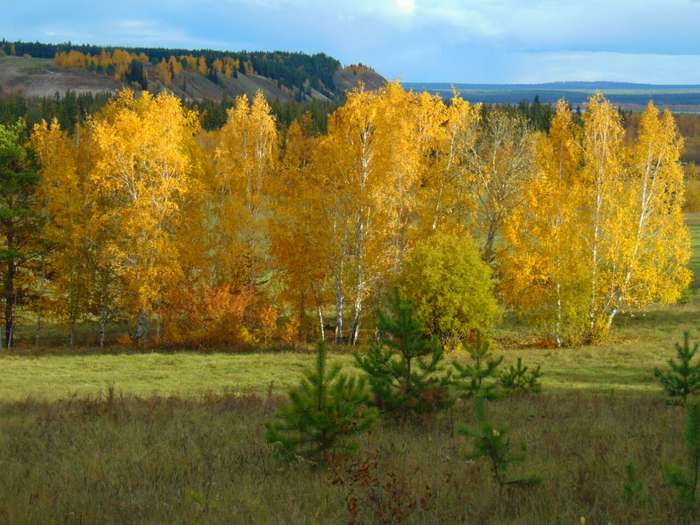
[354,288,452,417]
[266,341,376,463]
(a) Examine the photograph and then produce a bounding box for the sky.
[3,0,700,84]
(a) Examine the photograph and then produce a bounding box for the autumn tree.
[89,90,200,343]
[0,121,40,348]
[212,92,277,290]
[464,108,535,262]
[268,116,331,341]
[317,83,444,344]
[502,95,691,345]
[32,120,97,345]
[501,100,587,345]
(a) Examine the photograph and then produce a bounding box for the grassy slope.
[1,215,700,401]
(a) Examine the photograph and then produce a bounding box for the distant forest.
[0,90,561,138]
[0,39,342,94]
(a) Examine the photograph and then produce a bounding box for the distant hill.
[0,40,386,102]
[404,81,700,111]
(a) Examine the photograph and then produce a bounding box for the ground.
[2,214,700,400]
[1,217,700,524]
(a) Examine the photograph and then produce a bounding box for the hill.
[0,40,386,102]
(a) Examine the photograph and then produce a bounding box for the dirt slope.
[0,56,119,96]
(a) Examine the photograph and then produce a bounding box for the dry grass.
[0,390,693,524]
[2,217,700,523]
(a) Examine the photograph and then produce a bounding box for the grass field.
[1,215,700,401]
[1,217,700,524]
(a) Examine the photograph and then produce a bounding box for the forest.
[0,83,691,351]
[0,39,342,95]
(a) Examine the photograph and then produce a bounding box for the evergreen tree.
[459,396,540,493]
[354,289,452,416]
[499,357,543,395]
[664,402,700,514]
[452,332,503,401]
[266,341,376,463]
[655,332,700,404]
[0,121,40,348]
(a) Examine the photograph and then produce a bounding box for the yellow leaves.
[88,89,201,313]
[501,95,691,346]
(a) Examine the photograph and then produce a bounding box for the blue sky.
[3,0,700,84]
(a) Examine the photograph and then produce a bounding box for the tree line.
[0,84,690,348]
[1,39,341,95]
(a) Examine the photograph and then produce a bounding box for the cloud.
[2,0,700,83]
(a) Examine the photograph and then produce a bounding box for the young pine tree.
[354,289,452,417]
[499,357,543,395]
[459,396,540,493]
[664,402,700,514]
[655,332,700,404]
[452,332,504,401]
[265,342,376,463]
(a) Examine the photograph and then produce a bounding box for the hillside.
[0,41,386,102]
[0,55,120,97]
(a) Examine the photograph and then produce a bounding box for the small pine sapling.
[459,396,541,492]
[664,403,700,513]
[265,341,377,463]
[499,357,543,395]
[623,463,646,505]
[452,332,504,401]
[655,332,700,404]
[355,289,452,417]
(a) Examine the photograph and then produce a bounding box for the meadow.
[0,221,699,524]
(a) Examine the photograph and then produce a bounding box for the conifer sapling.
[266,341,377,463]
[354,289,452,416]
[655,332,700,404]
[459,396,541,491]
[452,332,504,401]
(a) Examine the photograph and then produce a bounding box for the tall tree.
[89,90,200,343]
[0,121,40,348]
[212,92,277,290]
[465,108,535,263]
[501,95,691,345]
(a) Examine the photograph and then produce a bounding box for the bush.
[266,341,377,463]
[398,233,498,346]
[355,289,452,417]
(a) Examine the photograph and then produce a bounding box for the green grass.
[1,222,700,524]
[1,215,700,401]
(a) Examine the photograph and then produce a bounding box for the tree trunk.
[69,318,76,347]
[334,267,344,344]
[318,307,325,343]
[100,316,106,348]
[4,226,15,350]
